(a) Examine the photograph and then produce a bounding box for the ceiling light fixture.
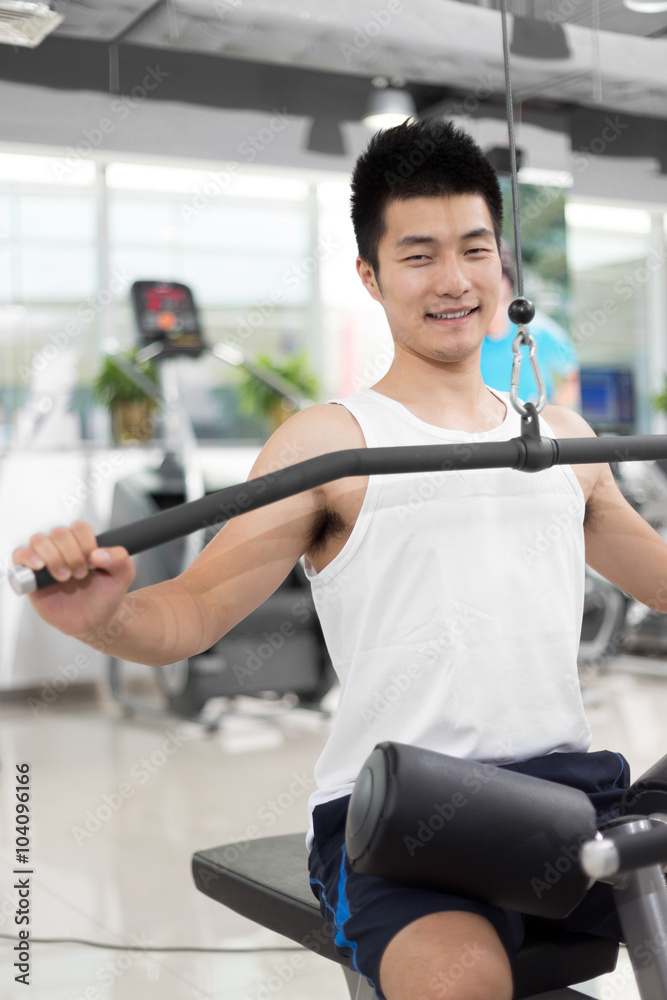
[0,0,63,47]
[623,0,667,11]
[510,16,571,59]
[486,146,526,175]
[362,78,417,131]
[306,118,346,156]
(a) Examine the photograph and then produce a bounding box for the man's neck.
[371,357,506,432]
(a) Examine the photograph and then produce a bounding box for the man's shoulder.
[251,401,366,476]
[540,404,596,440]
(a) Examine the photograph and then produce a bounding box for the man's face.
[357,194,502,367]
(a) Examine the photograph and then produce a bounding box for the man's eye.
[406,255,429,261]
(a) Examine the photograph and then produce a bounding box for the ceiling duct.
[0,1,63,47]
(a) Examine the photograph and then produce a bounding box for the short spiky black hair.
[351,118,503,278]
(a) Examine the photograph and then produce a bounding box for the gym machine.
[105,280,335,728]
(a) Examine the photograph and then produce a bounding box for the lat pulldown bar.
[9,405,667,596]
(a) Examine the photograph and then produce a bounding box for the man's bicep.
[585,466,667,611]
[174,403,357,653]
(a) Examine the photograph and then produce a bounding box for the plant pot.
[111,400,157,444]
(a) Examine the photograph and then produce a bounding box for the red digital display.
[131,281,204,357]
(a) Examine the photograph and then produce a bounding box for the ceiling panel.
[53,0,162,41]
[0,0,660,172]
[455,0,667,38]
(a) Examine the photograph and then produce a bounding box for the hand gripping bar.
[10,420,667,595]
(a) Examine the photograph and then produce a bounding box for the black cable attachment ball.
[508,297,535,326]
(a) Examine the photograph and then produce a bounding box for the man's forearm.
[74,579,208,667]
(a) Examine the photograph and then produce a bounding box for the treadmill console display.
[131,281,205,357]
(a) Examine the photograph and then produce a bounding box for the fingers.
[12,521,118,584]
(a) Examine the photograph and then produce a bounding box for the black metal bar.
[608,823,667,875]
[13,432,667,594]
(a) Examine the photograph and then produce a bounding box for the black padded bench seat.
[192,833,619,999]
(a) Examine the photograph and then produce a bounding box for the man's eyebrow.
[460,227,495,241]
[394,227,496,250]
[394,234,439,249]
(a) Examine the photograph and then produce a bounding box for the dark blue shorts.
[307,749,631,1000]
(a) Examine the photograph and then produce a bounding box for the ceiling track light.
[362,82,418,131]
[0,0,63,47]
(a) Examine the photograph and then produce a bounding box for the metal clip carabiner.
[509,326,547,416]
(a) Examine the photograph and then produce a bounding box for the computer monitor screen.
[579,368,635,432]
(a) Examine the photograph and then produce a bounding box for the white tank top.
[304,387,591,851]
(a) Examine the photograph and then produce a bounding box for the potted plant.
[91,347,162,444]
[653,379,667,418]
[235,351,320,432]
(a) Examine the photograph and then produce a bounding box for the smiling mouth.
[426,307,478,320]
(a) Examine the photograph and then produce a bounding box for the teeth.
[429,309,473,319]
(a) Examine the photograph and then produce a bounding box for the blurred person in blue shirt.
[480,241,580,409]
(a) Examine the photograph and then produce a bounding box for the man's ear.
[356,257,383,304]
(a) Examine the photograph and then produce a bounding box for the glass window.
[109,198,182,245]
[17,195,96,243]
[566,200,653,432]
[109,246,181,289]
[18,246,97,301]
[0,245,11,302]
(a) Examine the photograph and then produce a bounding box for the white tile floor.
[1,656,666,1000]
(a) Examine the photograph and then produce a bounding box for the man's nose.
[435,257,471,298]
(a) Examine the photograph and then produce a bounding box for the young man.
[13,120,667,1000]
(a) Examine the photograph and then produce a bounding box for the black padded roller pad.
[345,743,598,920]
